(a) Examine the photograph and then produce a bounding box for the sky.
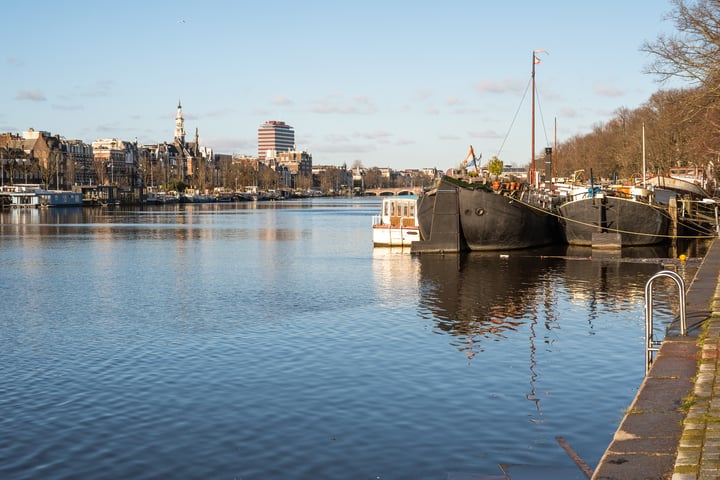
[1,1,684,172]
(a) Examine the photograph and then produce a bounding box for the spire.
[174,99,185,144]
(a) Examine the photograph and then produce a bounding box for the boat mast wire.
[534,83,550,148]
[496,50,551,170]
[496,76,532,158]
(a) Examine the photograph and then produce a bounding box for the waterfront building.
[66,139,94,186]
[312,164,353,193]
[174,100,186,144]
[264,149,312,190]
[0,129,64,188]
[1,130,96,189]
[21,129,56,187]
[169,100,213,188]
[0,132,32,185]
[92,138,138,187]
[258,121,294,161]
[275,149,312,177]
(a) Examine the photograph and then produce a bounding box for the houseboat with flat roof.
[0,185,82,208]
[372,196,421,247]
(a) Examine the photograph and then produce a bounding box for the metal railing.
[645,270,686,374]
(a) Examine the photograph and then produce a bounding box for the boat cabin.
[372,196,420,247]
[378,196,417,227]
[669,167,703,184]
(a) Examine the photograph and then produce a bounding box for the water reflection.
[413,244,706,422]
[0,205,310,243]
[414,246,697,355]
[416,250,560,356]
[0,201,711,478]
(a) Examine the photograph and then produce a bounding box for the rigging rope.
[495,76,552,159]
[496,77,531,158]
[534,83,550,148]
[507,192,718,240]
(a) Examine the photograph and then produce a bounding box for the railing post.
[644,270,686,374]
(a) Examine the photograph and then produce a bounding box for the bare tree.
[641,0,720,133]
[642,0,720,87]
[39,150,60,189]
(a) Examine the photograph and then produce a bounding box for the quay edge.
[592,238,720,479]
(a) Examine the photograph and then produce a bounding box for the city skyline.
[2,1,684,172]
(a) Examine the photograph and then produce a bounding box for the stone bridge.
[362,187,424,196]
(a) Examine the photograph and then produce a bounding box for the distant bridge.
[362,187,424,196]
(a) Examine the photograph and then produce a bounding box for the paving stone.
[618,411,686,437]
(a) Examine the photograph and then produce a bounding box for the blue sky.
[1,1,681,172]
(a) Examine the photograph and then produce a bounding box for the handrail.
[644,270,686,374]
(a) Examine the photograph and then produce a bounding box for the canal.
[0,198,707,479]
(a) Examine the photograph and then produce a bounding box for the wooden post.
[668,197,678,239]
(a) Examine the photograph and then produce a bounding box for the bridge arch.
[363,187,423,196]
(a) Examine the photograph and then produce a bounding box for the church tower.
[174,99,185,144]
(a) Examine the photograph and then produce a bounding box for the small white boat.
[372,196,421,247]
[644,174,711,199]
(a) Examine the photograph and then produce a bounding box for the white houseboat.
[372,196,421,247]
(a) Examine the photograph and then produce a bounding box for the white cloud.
[309,94,376,114]
[15,90,46,101]
[352,130,392,140]
[51,104,84,111]
[272,95,293,105]
[474,79,525,95]
[593,85,625,97]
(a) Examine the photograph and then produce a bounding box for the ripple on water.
[1,204,701,479]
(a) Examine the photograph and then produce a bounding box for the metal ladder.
[645,270,686,374]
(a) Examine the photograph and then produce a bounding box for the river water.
[0,198,705,479]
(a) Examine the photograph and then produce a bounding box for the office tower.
[258,120,294,160]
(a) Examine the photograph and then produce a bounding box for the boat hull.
[558,196,669,246]
[457,185,558,251]
[372,225,421,247]
[415,178,559,251]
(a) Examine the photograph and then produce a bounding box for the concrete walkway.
[592,238,720,479]
[672,288,720,479]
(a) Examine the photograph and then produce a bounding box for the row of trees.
[553,0,720,184]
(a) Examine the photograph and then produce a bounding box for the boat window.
[409,204,415,216]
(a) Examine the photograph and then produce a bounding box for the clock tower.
[174,99,185,144]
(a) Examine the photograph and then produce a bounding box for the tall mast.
[642,123,646,187]
[531,50,545,186]
[553,117,557,182]
[531,51,536,186]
